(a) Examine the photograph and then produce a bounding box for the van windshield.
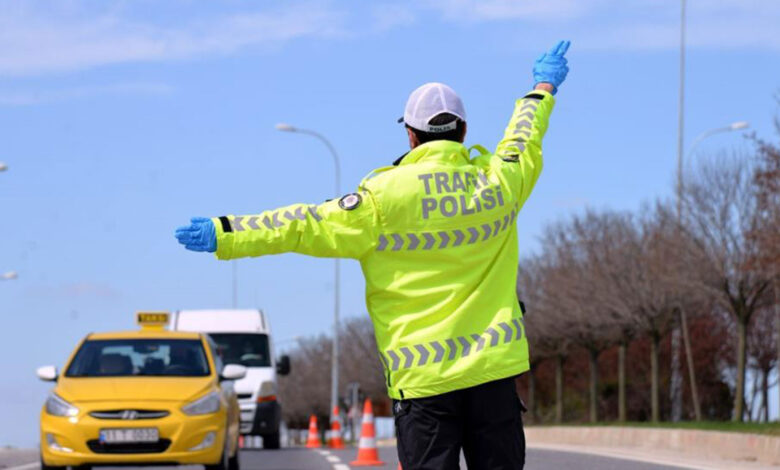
[208,333,271,368]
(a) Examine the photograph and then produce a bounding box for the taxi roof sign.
[136,311,170,330]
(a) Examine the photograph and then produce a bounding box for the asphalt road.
[232,447,690,469]
[0,446,688,470]
[236,446,694,469]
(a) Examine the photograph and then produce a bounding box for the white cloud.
[0,0,776,79]
[418,0,780,51]
[370,4,417,32]
[0,2,346,76]
[0,82,172,105]
[421,0,607,22]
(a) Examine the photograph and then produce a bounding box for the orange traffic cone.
[328,406,346,449]
[350,399,385,466]
[305,415,322,448]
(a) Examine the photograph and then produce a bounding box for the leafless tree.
[609,204,689,422]
[278,334,333,427]
[518,257,542,423]
[569,211,643,422]
[521,252,573,423]
[338,316,387,404]
[539,213,632,423]
[749,103,780,415]
[278,316,386,428]
[748,306,778,422]
[682,154,773,421]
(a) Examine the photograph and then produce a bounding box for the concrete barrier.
[525,426,780,466]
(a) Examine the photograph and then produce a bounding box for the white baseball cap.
[398,82,467,133]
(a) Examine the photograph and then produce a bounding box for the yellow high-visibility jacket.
[212,90,555,399]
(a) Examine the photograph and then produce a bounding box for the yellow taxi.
[37,312,245,470]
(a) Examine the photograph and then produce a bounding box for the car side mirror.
[221,364,247,381]
[37,365,58,382]
[276,355,290,376]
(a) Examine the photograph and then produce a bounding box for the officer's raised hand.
[175,217,217,252]
[533,40,571,95]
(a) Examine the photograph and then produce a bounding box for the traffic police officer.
[176,40,571,469]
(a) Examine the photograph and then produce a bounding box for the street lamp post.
[678,121,750,215]
[670,0,688,424]
[672,0,751,423]
[674,120,749,422]
[678,121,750,217]
[275,123,342,415]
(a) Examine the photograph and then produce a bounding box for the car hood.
[56,376,215,403]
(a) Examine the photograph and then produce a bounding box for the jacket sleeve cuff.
[212,216,235,260]
[523,88,555,104]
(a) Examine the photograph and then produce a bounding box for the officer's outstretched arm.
[494,39,569,207]
[207,191,379,261]
[494,90,555,206]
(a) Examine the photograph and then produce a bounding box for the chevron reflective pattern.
[229,206,320,232]
[512,96,541,154]
[501,95,541,162]
[376,205,519,252]
[383,317,526,372]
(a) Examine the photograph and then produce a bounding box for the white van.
[171,309,290,449]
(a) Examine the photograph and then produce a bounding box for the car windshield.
[208,333,270,368]
[65,339,210,377]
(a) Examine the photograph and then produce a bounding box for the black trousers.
[393,377,525,469]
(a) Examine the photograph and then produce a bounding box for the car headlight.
[182,391,221,416]
[45,393,79,417]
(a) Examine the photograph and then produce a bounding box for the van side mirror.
[276,355,290,376]
[37,365,58,382]
[221,364,247,381]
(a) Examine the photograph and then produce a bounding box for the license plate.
[99,428,159,443]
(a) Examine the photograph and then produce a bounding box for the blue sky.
[1,0,778,446]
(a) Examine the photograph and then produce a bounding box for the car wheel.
[262,432,280,450]
[205,437,229,470]
[228,451,240,470]
[39,455,65,470]
[205,449,228,470]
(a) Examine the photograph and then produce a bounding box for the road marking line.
[3,463,40,470]
[312,445,352,470]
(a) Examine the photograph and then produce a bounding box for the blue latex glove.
[533,40,571,95]
[175,217,217,253]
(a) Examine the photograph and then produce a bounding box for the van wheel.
[262,433,280,450]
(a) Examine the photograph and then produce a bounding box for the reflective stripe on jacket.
[212,89,555,399]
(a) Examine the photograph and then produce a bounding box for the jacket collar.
[392,141,469,166]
